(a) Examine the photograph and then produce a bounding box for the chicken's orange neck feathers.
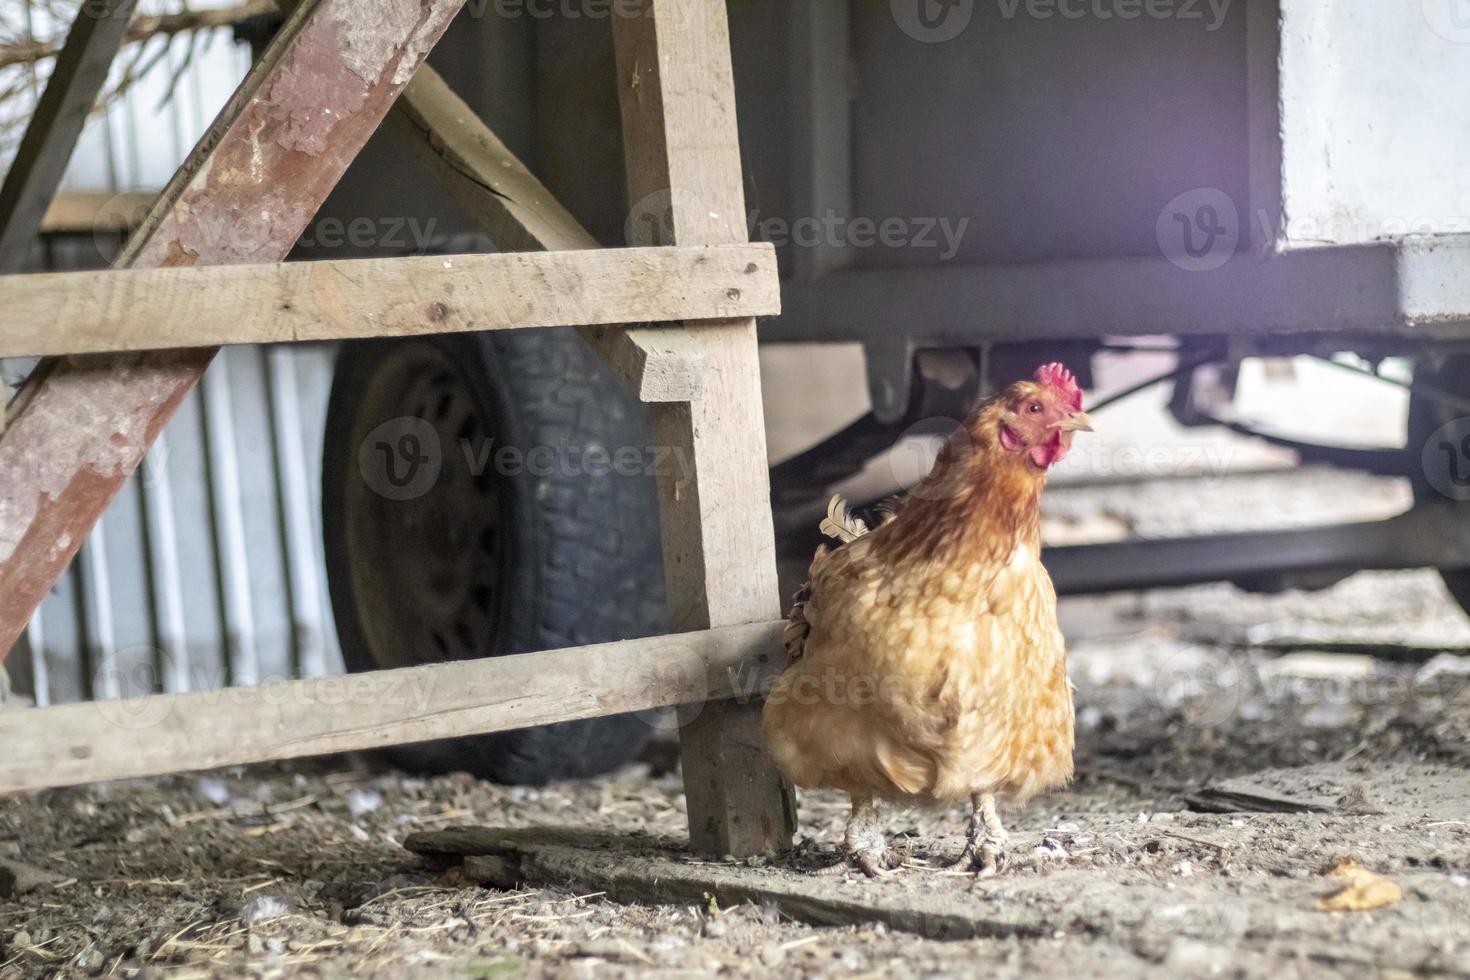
[875,398,1045,566]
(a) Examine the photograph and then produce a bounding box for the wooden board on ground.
[0,243,779,358]
[405,826,1050,942]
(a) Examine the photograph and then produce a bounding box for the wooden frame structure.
[0,0,796,856]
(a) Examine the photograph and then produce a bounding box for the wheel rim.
[341,343,505,668]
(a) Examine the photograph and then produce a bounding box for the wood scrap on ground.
[403,827,1048,942]
[1316,857,1403,912]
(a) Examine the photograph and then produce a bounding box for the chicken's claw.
[941,792,1009,876]
[941,835,1008,875]
[851,846,904,879]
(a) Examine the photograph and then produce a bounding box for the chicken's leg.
[945,793,1008,877]
[844,794,903,878]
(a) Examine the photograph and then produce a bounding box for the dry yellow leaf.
[1316,857,1403,912]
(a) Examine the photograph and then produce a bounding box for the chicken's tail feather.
[783,544,826,662]
[818,494,869,544]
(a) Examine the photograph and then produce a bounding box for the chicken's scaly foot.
[842,795,901,879]
[944,793,1008,877]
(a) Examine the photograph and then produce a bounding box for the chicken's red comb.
[1035,362,1083,410]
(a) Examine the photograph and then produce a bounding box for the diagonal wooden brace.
[0,0,466,661]
[386,67,707,402]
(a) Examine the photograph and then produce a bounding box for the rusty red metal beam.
[0,0,465,660]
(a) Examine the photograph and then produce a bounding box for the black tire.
[322,328,666,784]
[1409,352,1470,614]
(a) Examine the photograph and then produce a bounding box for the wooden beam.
[387,67,707,402]
[0,621,784,795]
[612,0,795,858]
[0,0,465,662]
[403,827,1047,941]
[40,191,154,234]
[0,0,140,272]
[0,244,779,358]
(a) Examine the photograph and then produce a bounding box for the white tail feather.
[818,494,868,544]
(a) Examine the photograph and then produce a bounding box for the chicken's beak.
[1051,411,1094,434]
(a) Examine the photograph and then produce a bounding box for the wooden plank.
[403,827,1047,942]
[0,244,779,358]
[0,0,465,663]
[387,67,707,402]
[0,621,784,795]
[0,0,141,272]
[612,0,795,858]
[40,191,154,234]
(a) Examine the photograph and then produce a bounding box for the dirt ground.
[4,469,1470,979]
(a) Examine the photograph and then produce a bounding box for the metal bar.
[200,356,258,687]
[24,611,47,707]
[0,0,140,272]
[78,524,118,700]
[787,0,852,283]
[138,435,190,694]
[1044,504,1470,595]
[772,242,1470,345]
[265,346,329,679]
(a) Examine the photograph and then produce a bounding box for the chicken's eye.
[1027,402,1043,414]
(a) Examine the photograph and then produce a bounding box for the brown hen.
[763,363,1093,877]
